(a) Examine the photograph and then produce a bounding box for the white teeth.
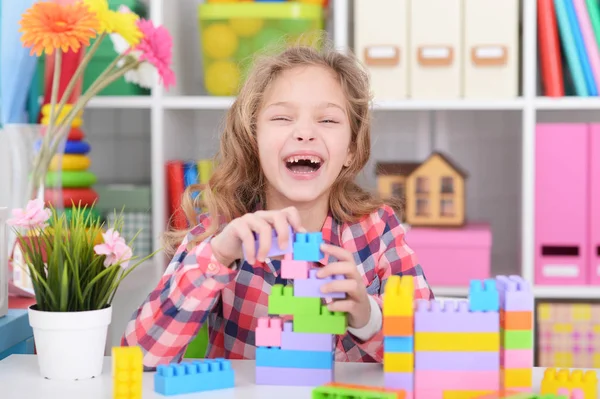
[285,155,322,163]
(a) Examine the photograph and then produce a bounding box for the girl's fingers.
[270,212,292,250]
[321,278,357,299]
[232,220,259,265]
[281,207,306,233]
[320,243,354,262]
[317,260,358,279]
[326,299,356,313]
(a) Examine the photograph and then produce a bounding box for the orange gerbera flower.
[19,1,100,56]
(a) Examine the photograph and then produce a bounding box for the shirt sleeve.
[121,218,238,370]
[339,205,434,362]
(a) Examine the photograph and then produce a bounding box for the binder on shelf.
[462,0,519,98]
[589,125,600,285]
[538,0,565,96]
[408,0,462,98]
[535,124,589,285]
[354,0,408,100]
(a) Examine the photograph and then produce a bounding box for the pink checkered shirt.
[122,205,433,370]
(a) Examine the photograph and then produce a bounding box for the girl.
[122,43,434,370]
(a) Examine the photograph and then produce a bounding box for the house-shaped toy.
[376,152,468,227]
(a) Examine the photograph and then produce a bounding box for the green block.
[184,324,208,359]
[501,329,533,349]
[46,171,97,188]
[268,284,321,316]
[294,305,346,335]
[312,385,398,399]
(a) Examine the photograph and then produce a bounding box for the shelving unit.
[79,0,600,299]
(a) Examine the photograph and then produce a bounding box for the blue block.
[34,139,90,154]
[0,337,34,360]
[384,337,413,353]
[154,359,234,396]
[469,279,499,312]
[293,232,323,262]
[255,347,333,369]
[0,309,33,360]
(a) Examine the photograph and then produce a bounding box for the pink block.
[559,388,584,399]
[535,124,589,285]
[280,253,310,279]
[590,125,600,284]
[415,370,499,391]
[406,224,491,286]
[255,317,282,347]
[500,349,533,368]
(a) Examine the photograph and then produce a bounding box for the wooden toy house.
[376,152,468,227]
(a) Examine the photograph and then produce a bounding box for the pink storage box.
[405,223,492,286]
[590,124,600,285]
[535,124,589,285]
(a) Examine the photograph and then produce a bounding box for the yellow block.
[415,332,499,351]
[50,154,91,171]
[540,368,598,399]
[383,352,413,373]
[112,346,143,399]
[41,115,83,127]
[383,275,414,316]
[443,391,495,399]
[502,368,532,388]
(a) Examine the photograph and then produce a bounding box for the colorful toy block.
[540,369,598,399]
[255,347,333,369]
[112,346,143,399]
[495,275,534,311]
[280,252,310,279]
[384,337,414,353]
[154,359,234,396]
[256,366,333,386]
[502,369,533,389]
[500,329,533,350]
[313,382,406,399]
[384,352,414,373]
[293,232,324,261]
[293,269,347,298]
[415,370,500,391]
[255,317,282,347]
[472,391,539,399]
[414,331,500,351]
[383,316,414,336]
[384,372,414,393]
[500,310,533,330]
[293,304,347,334]
[469,279,500,312]
[415,299,499,332]
[500,350,533,369]
[281,321,334,351]
[559,388,584,399]
[415,351,499,370]
[383,275,415,317]
[243,225,294,260]
[268,284,321,316]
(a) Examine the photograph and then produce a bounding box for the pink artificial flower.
[134,19,175,89]
[7,199,52,229]
[94,228,133,269]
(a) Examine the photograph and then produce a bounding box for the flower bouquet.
[7,198,155,380]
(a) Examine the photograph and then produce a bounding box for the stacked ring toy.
[42,104,99,210]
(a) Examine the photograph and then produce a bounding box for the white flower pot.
[28,305,112,380]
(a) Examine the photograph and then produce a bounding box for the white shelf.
[86,96,153,109]
[535,97,600,110]
[162,96,234,110]
[374,99,525,111]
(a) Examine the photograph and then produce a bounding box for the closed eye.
[272,117,291,121]
[320,119,339,124]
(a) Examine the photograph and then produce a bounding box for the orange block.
[325,382,406,399]
[383,316,414,336]
[500,310,533,330]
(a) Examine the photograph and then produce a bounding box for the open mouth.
[284,155,323,174]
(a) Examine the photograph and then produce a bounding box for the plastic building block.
[415,370,500,391]
[255,317,282,347]
[443,390,509,399]
[495,275,534,311]
[415,300,499,332]
[502,368,533,388]
[268,284,321,316]
[415,332,500,351]
[501,329,533,349]
[243,225,293,260]
[256,366,333,386]
[501,349,533,368]
[471,392,538,399]
[255,347,333,369]
[500,310,533,330]
[281,321,334,351]
[112,346,143,399]
[293,304,347,334]
[313,383,406,399]
[384,337,414,353]
[383,316,414,336]
[293,232,324,261]
[383,275,415,317]
[154,359,234,396]
[415,351,499,370]
[280,252,310,279]
[384,372,414,391]
[559,389,584,399]
[383,352,414,373]
[540,368,598,399]
[293,269,346,299]
[469,279,500,312]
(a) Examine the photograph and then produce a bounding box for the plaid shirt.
[122,205,433,370]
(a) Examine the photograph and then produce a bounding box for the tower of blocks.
[381,274,535,399]
[253,228,348,386]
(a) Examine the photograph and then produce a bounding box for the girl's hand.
[317,243,371,329]
[210,207,305,267]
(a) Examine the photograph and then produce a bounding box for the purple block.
[415,351,500,370]
[384,372,413,390]
[495,275,534,311]
[415,300,499,332]
[280,321,333,351]
[256,366,333,386]
[243,225,294,260]
[293,269,346,299]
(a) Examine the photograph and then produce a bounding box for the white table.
[0,355,551,398]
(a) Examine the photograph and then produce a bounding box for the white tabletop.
[0,355,549,398]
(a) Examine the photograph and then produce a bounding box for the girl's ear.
[344,150,353,167]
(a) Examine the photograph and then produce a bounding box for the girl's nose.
[292,126,316,141]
